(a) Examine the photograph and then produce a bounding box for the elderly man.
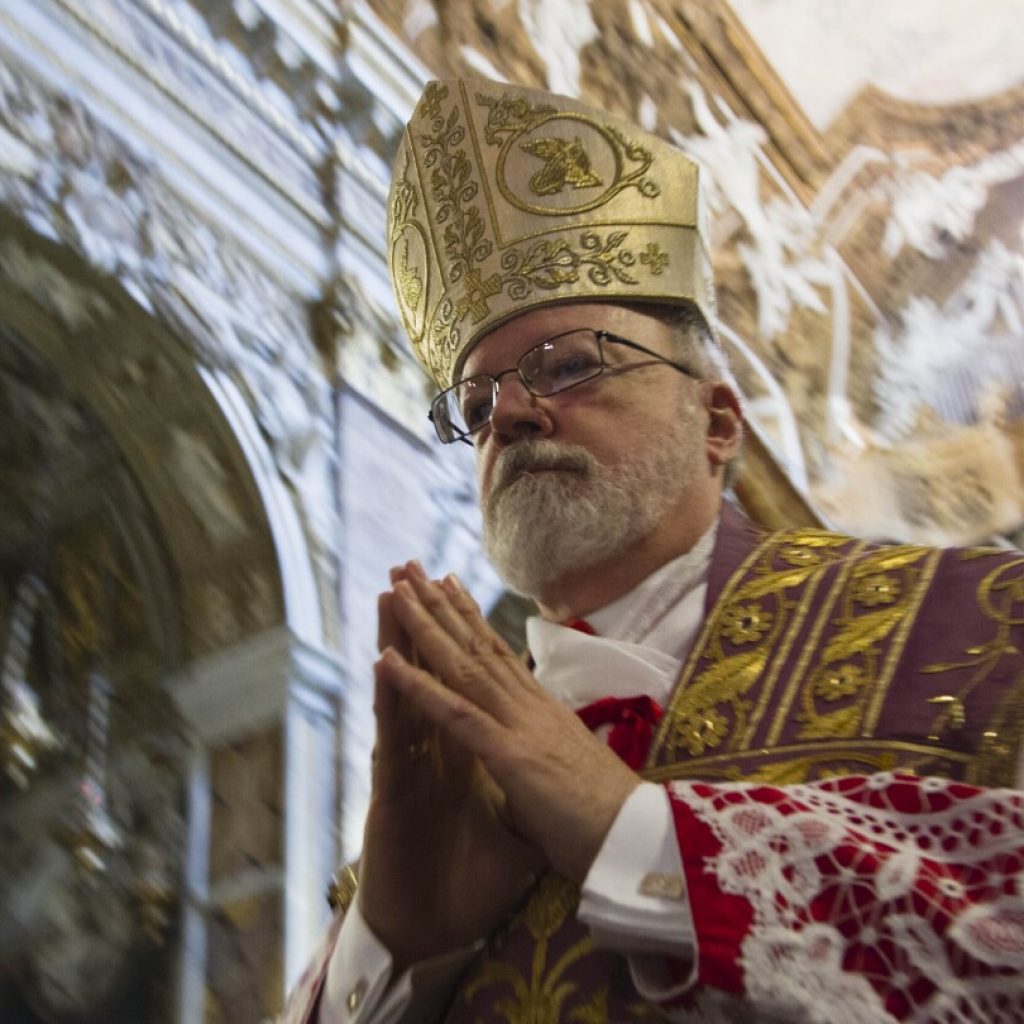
[283,80,1024,1023]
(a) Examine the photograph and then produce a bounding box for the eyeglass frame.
[428,328,701,445]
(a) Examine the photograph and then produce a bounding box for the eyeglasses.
[428,328,699,444]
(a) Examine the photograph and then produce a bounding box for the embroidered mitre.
[386,78,715,389]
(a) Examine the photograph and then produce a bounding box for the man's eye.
[551,351,599,382]
[462,396,493,430]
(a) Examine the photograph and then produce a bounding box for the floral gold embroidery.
[795,547,933,740]
[462,873,593,1024]
[578,230,639,285]
[416,89,664,342]
[969,669,1024,786]
[780,544,822,567]
[795,603,908,740]
[851,573,901,606]
[655,530,843,761]
[395,238,423,312]
[567,985,609,1023]
[681,708,729,756]
[657,532,937,757]
[524,873,578,942]
[820,605,908,666]
[662,647,771,759]
[814,664,869,701]
[499,230,646,299]
[924,554,1024,751]
[720,602,773,644]
[605,125,662,200]
[726,564,820,602]
[419,102,491,286]
[477,91,558,144]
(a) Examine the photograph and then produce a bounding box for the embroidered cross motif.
[640,241,669,275]
[455,268,503,323]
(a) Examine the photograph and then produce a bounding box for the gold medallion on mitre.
[387,78,715,389]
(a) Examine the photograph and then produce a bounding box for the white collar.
[585,518,717,648]
[524,518,718,707]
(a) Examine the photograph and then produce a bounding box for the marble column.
[168,626,345,1022]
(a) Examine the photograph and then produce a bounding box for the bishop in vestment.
[281,79,1024,1024]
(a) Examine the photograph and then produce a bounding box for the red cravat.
[564,617,596,636]
[576,694,663,770]
[561,618,663,770]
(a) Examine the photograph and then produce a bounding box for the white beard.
[481,417,699,598]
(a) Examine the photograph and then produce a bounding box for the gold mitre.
[387,78,714,389]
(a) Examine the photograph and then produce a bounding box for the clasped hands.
[358,560,640,969]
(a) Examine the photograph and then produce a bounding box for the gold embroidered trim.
[647,531,768,762]
[642,737,974,783]
[794,545,936,742]
[762,538,866,746]
[861,547,940,735]
[968,668,1024,787]
[652,528,865,762]
[923,552,1024,759]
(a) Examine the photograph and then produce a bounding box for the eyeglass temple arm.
[597,331,700,381]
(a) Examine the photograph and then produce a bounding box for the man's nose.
[489,373,553,444]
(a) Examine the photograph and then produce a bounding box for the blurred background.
[0,0,1021,1020]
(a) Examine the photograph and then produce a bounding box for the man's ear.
[704,382,743,468]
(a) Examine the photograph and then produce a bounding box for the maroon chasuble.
[438,502,1024,1024]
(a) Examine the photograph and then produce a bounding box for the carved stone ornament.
[37,0,328,218]
[0,50,340,610]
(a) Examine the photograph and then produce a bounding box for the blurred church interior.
[0,0,1021,1019]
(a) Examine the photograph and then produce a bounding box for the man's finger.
[378,591,407,656]
[401,570,520,671]
[378,646,504,760]
[439,575,544,687]
[401,563,479,652]
[376,583,433,767]
[390,578,516,714]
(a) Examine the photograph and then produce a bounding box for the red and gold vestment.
[286,505,1024,1022]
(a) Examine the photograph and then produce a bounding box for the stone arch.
[0,208,314,661]
[0,203,345,1020]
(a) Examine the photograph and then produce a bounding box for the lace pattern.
[670,773,1024,1023]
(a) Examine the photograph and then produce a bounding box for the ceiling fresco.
[730,0,1024,129]
[360,0,1024,548]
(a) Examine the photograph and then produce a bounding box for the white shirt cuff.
[578,781,697,999]
[319,899,479,1024]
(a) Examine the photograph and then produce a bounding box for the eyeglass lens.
[442,330,604,440]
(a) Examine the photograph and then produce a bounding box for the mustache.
[489,440,594,497]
